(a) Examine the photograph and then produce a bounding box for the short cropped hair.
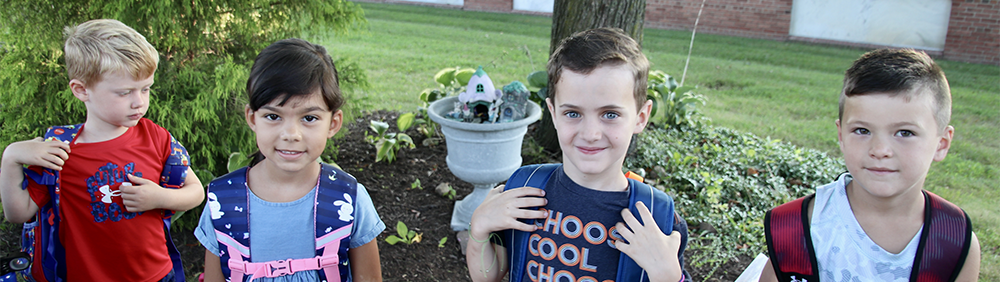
[547,28,650,111]
[839,48,951,130]
[64,19,159,85]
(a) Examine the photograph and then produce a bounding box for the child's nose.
[868,135,893,159]
[281,122,303,141]
[131,92,147,108]
[581,118,602,141]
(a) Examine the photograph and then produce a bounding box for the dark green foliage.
[625,125,845,274]
[0,0,366,177]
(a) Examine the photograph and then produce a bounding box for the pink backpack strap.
[316,224,352,281]
[216,230,251,282]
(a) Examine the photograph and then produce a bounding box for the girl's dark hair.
[247,38,344,166]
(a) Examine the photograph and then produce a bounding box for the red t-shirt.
[28,118,174,281]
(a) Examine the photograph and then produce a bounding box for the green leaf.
[395,221,409,238]
[385,235,403,245]
[434,68,458,86]
[438,237,448,247]
[455,68,476,86]
[227,152,249,173]
[369,120,389,136]
[397,113,416,131]
[526,70,548,88]
[397,133,415,149]
[666,76,679,92]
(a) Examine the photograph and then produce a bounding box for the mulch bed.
[2,110,751,281]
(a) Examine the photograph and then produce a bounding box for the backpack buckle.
[266,259,291,277]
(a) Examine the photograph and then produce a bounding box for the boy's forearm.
[0,160,37,223]
[157,169,204,211]
[466,239,506,282]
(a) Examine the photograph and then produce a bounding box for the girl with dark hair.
[195,38,385,282]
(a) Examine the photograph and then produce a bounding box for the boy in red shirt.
[0,19,205,281]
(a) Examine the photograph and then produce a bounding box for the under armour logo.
[99,184,126,203]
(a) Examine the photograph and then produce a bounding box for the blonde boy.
[760,49,981,282]
[0,19,204,281]
[466,28,688,282]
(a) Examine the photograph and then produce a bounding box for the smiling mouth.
[577,146,604,155]
[277,150,304,157]
[129,113,144,120]
[866,167,897,174]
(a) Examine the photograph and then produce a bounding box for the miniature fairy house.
[499,81,530,123]
[458,66,502,123]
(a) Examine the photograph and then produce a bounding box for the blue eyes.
[563,111,620,119]
[851,128,916,137]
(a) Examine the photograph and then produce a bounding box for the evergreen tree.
[0,0,367,176]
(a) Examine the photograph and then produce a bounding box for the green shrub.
[0,0,367,178]
[625,125,845,274]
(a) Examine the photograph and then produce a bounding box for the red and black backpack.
[764,190,972,282]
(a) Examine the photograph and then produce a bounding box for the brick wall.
[645,0,792,41]
[943,0,999,65]
[465,0,512,12]
[356,0,998,65]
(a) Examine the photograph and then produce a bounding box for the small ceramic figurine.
[445,66,531,123]
[499,81,529,123]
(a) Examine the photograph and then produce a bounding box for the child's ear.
[835,119,845,151]
[244,105,257,131]
[633,99,653,134]
[328,110,344,138]
[933,125,954,161]
[69,79,89,102]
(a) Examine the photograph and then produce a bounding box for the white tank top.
[809,173,922,282]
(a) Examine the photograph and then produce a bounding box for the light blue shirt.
[195,182,384,282]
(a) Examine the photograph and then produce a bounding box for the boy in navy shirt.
[466,28,688,282]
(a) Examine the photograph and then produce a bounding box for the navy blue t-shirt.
[520,167,630,282]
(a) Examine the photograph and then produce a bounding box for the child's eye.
[895,130,915,137]
[564,111,580,119]
[302,115,320,122]
[851,128,870,135]
[142,88,151,94]
[602,111,620,119]
[119,91,131,96]
[264,113,280,121]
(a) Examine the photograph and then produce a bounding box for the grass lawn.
[315,1,1000,279]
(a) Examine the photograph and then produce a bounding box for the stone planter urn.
[428,96,542,231]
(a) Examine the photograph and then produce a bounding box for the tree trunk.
[534,0,647,154]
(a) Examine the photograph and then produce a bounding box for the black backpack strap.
[911,191,972,282]
[764,194,819,282]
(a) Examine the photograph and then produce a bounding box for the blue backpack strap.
[208,167,252,281]
[18,124,81,282]
[911,191,972,282]
[211,164,356,282]
[160,134,189,282]
[314,164,358,281]
[501,164,559,282]
[615,178,678,282]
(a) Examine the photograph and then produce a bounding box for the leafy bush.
[624,125,845,274]
[646,70,708,130]
[0,0,367,178]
